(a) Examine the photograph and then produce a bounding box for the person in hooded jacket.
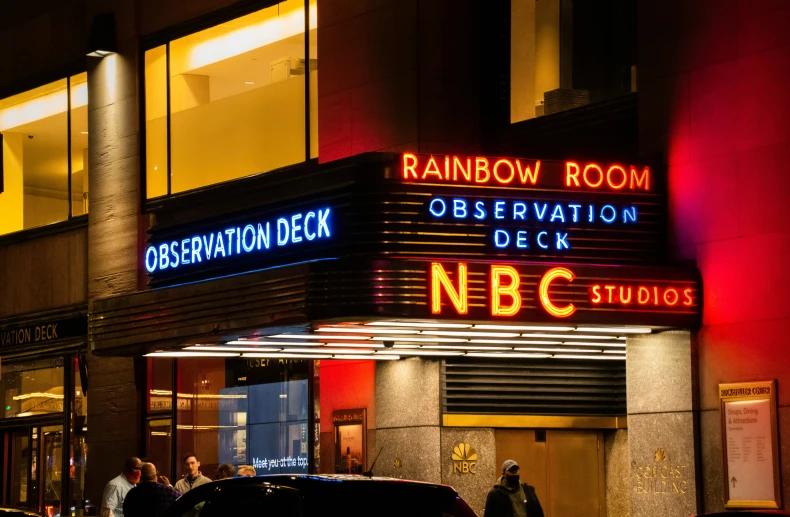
[484,459,544,517]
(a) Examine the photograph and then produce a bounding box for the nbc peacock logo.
[452,443,478,474]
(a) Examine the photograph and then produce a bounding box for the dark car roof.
[215,473,460,492]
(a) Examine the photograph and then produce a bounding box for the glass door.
[41,425,63,517]
[3,424,63,516]
[9,429,30,507]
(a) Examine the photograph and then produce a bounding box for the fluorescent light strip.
[226,340,320,346]
[323,342,385,348]
[604,350,627,354]
[285,348,373,354]
[426,331,520,338]
[470,339,562,345]
[576,327,651,334]
[334,354,400,361]
[241,353,332,359]
[145,352,240,357]
[390,350,464,356]
[392,337,469,343]
[268,334,371,340]
[552,354,626,361]
[465,352,552,359]
[186,346,283,352]
[392,344,420,349]
[317,327,421,335]
[514,348,603,353]
[563,341,627,347]
[366,321,471,329]
[473,325,575,332]
[522,333,616,340]
[421,345,513,351]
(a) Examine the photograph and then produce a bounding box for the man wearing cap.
[484,459,544,517]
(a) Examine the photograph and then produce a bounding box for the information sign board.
[719,381,781,509]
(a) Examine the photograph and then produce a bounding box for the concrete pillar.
[85,0,142,504]
[626,330,701,517]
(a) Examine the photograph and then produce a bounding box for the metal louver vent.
[442,358,626,416]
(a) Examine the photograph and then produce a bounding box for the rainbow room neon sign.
[430,262,697,319]
[144,207,332,274]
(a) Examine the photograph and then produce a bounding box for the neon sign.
[144,207,332,274]
[402,153,651,191]
[429,262,699,320]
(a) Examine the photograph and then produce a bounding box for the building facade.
[0,1,787,517]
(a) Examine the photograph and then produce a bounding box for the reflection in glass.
[1,358,65,418]
[147,357,174,413]
[42,425,63,517]
[147,418,173,482]
[10,431,29,506]
[70,73,89,216]
[71,358,88,513]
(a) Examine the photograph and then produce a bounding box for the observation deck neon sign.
[144,207,332,274]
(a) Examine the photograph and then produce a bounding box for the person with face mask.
[483,459,544,517]
[101,457,143,517]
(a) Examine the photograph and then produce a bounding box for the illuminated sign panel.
[395,153,663,260]
[426,261,700,323]
[144,207,332,276]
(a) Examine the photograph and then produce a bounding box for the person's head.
[237,465,256,477]
[216,463,235,480]
[141,463,158,483]
[123,457,143,484]
[183,454,200,477]
[502,459,520,488]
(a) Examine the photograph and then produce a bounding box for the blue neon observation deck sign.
[145,207,332,274]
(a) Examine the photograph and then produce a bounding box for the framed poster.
[719,381,781,509]
[333,409,366,474]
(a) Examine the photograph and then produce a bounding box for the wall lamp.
[86,13,117,57]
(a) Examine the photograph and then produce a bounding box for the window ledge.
[0,215,88,247]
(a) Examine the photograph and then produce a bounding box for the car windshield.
[303,482,477,517]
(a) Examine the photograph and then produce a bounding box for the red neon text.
[565,162,650,191]
[403,154,540,186]
[589,284,694,307]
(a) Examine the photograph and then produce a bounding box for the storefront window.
[175,357,310,481]
[1,358,64,418]
[510,0,636,122]
[0,75,89,235]
[71,357,88,514]
[145,0,318,198]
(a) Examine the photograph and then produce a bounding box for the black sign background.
[0,315,87,348]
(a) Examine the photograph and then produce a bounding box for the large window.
[0,74,89,236]
[510,0,636,123]
[145,0,318,198]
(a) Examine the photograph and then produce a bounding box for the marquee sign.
[393,153,665,262]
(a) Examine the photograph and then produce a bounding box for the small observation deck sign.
[719,380,781,509]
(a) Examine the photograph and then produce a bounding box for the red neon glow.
[431,262,468,314]
[402,154,541,187]
[566,161,651,191]
[539,267,576,318]
[590,283,695,308]
[491,266,521,316]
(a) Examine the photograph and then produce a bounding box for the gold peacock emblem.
[655,448,667,461]
[452,443,478,462]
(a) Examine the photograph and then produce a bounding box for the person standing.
[216,463,235,480]
[484,459,544,517]
[174,453,212,494]
[123,462,181,517]
[101,457,143,517]
[236,465,256,477]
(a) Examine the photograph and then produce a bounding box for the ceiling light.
[226,340,320,346]
[334,354,400,360]
[317,328,420,334]
[514,348,602,353]
[473,324,574,332]
[242,353,332,359]
[244,81,255,85]
[563,341,626,347]
[552,354,625,360]
[366,321,472,329]
[470,339,562,345]
[426,331,520,338]
[391,337,469,343]
[604,350,627,354]
[465,352,552,359]
[576,327,651,334]
[285,348,373,354]
[391,350,464,356]
[323,342,385,348]
[421,345,512,351]
[185,346,283,352]
[80,131,89,135]
[393,344,421,349]
[268,334,370,340]
[145,352,239,357]
[522,333,615,340]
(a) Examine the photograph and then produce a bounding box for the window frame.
[0,71,90,237]
[139,0,314,204]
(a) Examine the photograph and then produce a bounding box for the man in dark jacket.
[484,459,544,517]
[123,462,181,517]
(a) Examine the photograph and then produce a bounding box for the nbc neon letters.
[144,207,332,274]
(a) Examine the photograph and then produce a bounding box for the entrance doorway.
[2,423,64,516]
[496,429,605,517]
